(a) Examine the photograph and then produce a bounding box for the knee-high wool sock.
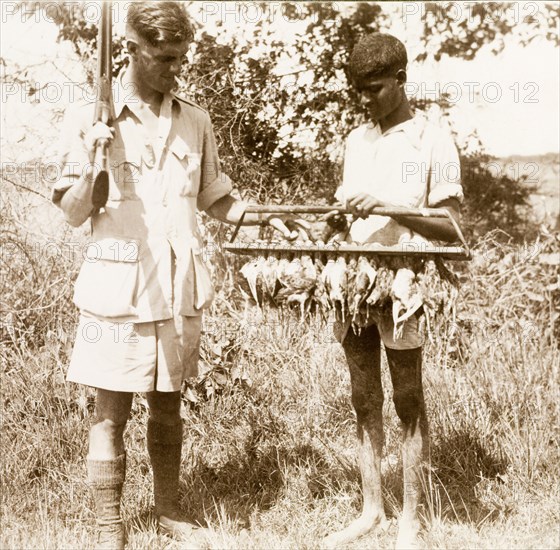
[147,419,183,518]
[87,454,126,548]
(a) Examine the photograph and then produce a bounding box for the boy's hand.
[346,193,386,217]
[84,121,115,164]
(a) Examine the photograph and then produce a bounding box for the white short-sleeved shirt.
[335,111,463,244]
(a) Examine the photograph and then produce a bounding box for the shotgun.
[92,1,113,211]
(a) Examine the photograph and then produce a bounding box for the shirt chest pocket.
[168,138,201,197]
[109,146,141,201]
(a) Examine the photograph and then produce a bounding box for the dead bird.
[390,266,423,339]
[366,265,394,308]
[322,254,348,319]
[352,256,378,315]
[240,256,266,304]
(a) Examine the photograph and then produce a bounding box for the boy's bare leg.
[87,389,133,550]
[324,325,387,548]
[386,347,428,549]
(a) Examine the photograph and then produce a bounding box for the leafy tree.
[419,1,560,60]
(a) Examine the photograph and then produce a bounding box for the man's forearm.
[59,168,95,227]
[389,197,462,243]
[391,214,459,242]
[206,194,262,225]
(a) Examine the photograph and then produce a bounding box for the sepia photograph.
[1,1,559,549]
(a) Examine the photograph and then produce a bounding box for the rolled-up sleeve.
[427,127,464,206]
[196,115,233,212]
[52,104,91,207]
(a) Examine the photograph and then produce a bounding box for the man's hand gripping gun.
[91,1,113,212]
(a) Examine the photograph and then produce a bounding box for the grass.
[1,202,559,549]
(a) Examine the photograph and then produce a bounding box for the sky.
[1,1,559,159]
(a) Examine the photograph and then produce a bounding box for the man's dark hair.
[349,33,407,83]
[127,2,194,46]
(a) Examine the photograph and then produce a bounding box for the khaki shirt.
[53,75,232,321]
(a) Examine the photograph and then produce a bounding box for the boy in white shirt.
[323,33,463,549]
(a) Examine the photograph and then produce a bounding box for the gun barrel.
[97,2,112,81]
[92,1,112,211]
[94,2,112,124]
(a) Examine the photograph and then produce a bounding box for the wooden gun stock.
[92,1,113,211]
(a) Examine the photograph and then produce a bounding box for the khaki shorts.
[332,310,424,350]
[67,313,202,392]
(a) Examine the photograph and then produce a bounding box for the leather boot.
[87,454,126,550]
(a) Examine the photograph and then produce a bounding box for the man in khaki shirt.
[53,3,300,547]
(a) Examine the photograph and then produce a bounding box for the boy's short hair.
[349,33,407,83]
[127,2,194,46]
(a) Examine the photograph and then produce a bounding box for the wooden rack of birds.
[225,205,470,337]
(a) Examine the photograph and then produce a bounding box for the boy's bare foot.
[395,516,421,550]
[95,523,125,550]
[322,512,389,548]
